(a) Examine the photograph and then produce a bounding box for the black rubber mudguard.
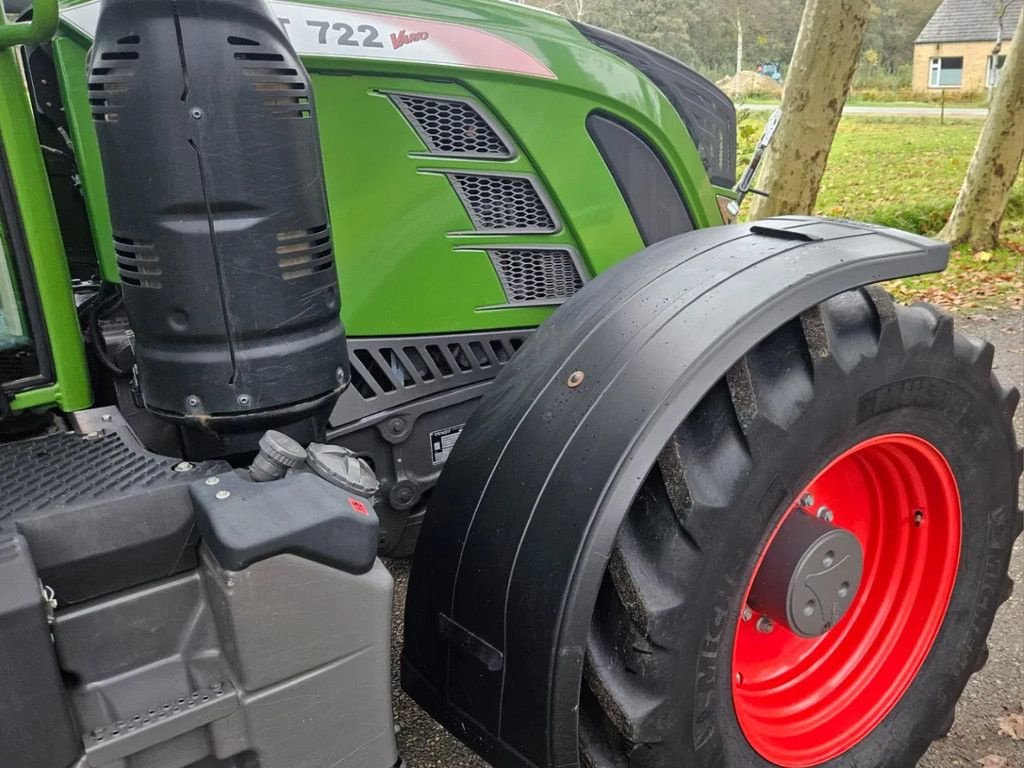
[402,217,949,768]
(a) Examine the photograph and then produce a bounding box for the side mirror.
[0,0,59,49]
[734,108,782,209]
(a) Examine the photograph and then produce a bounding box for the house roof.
[916,0,1022,44]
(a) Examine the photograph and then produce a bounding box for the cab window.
[0,166,41,387]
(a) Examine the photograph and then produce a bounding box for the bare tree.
[993,0,1012,55]
[735,4,744,78]
[940,5,1024,250]
[532,0,586,20]
[988,0,1012,98]
[750,0,872,218]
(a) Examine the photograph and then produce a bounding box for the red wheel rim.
[731,434,961,767]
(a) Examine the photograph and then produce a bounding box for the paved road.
[743,102,989,118]
[389,306,1024,768]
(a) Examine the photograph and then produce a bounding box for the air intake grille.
[88,35,140,122]
[230,35,311,119]
[389,93,513,158]
[448,173,558,233]
[330,331,532,430]
[113,235,161,289]
[488,248,584,305]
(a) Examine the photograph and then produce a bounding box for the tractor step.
[82,682,238,767]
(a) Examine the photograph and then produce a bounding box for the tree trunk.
[736,7,744,79]
[749,0,871,219]
[940,8,1024,250]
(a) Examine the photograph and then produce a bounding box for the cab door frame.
[0,1,90,413]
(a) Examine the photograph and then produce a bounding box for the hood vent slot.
[113,235,161,289]
[88,36,140,122]
[447,173,559,234]
[487,247,585,306]
[388,93,514,159]
[232,37,311,119]
[276,224,333,281]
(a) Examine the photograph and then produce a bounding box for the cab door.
[0,1,89,416]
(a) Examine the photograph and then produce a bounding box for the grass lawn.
[741,114,1024,311]
[738,96,947,108]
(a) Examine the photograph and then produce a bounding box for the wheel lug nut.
[799,493,814,508]
[756,617,775,634]
[741,606,753,622]
[817,506,834,523]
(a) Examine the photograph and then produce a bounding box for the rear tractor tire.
[580,287,1022,768]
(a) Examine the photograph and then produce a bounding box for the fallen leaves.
[998,705,1024,741]
[884,244,1024,311]
[976,704,1024,768]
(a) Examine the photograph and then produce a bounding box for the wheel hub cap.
[748,512,864,638]
[731,434,961,767]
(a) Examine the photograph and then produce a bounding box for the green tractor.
[0,1,1019,767]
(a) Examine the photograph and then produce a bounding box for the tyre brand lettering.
[693,601,729,751]
[860,377,973,426]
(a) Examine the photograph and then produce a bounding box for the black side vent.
[113,235,161,289]
[388,93,514,159]
[447,173,559,234]
[488,248,585,305]
[330,331,530,429]
[88,35,140,122]
[587,113,694,246]
[230,36,310,119]
[276,224,332,281]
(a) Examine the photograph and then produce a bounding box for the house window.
[929,56,964,87]
[987,54,1007,87]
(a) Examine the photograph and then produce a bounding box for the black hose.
[87,284,131,378]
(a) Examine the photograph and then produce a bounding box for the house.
[913,0,1021,93]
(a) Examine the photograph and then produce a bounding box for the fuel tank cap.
[306,443,379,497]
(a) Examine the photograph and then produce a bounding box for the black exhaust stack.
[90,0,347,448]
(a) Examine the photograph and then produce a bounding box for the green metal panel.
[0,15,91,412]
[53,0,724,339]
[0,0,58,47]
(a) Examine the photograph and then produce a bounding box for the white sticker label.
[59,1,555,79]
[430,425,464,466]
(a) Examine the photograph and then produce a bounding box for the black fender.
[402,217,949,768]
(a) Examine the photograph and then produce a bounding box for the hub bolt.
[741,606,753,622]
[756,617,775,634]
[799,493,814,508]
[817,506,835,523]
